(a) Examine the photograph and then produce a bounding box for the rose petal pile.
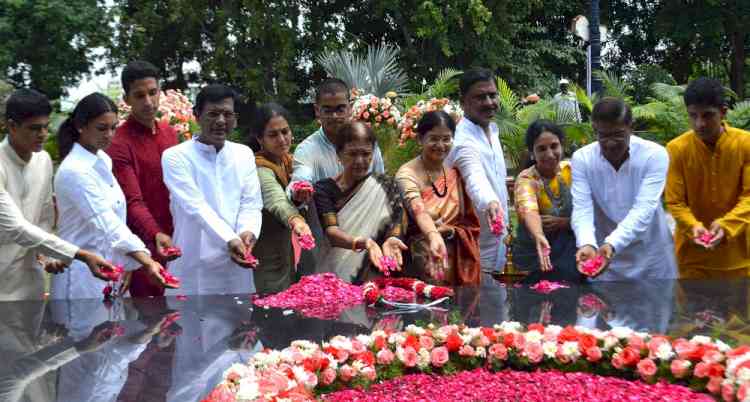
[253,273,364,319]
[490,215,504,236]
[323,369,714,401]
[291,181,315,195]
[204,322,750,402]
[530,280,569,294]
[298,234,316,251]
[581,255,605,277]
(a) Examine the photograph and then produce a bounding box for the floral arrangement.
[117,89,198,141]
[203,321,750,402]
[363,277,453,306]
[351,94,401,129]
[398,98,463,145]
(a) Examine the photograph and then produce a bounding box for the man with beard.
[107,60,180,297]
[445,68,509,273]
[162,84,262,295]
[665,77,750,278]
[571,97,676,281]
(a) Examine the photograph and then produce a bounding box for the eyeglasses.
[204,111,239,122]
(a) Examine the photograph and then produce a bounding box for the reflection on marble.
[0,277,748,401]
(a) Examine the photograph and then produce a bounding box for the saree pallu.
[404,168,482,286]
[316,175,400,284]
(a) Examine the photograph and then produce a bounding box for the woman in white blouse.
[52,93,171,299]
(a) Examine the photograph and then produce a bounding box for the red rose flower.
[620,346,641,366]
[445,333,463,352]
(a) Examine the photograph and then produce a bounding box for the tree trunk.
[728,29,746,99]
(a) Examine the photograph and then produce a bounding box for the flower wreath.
[203,322,750,402]
[363,277,454,306]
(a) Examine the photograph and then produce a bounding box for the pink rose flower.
[524,341,544,363]
[628,335,646,351]
[339,364,356,382]
[459,345,475,357]
[612,354,625,370]
[399,346,418,368]
[321,367,337,385]
[476,335,491,348]
[722,382,736,402]
[707,376,723,394]
[674,339,697,360]
[419,335,435,351]
[351,340,367,355]
[694,361,711,378]
[637,358,657,378]
[489,343,508,361]
[702,350,724,364]
[376,348,395,365]
[361,366,377,381]
[585,346,602,362]
[430,346,450,367]
[670,359,690,378]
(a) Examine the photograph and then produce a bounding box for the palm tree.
[317,44,408,97]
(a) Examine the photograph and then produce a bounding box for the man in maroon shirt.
[107,60,180,297]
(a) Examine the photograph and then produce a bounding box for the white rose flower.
[655,343,675,361]
[524,330,543,344]
[389,333,406,345]
[417,348,431,369]
[498,322,522,333]
[542,341,558,359]
[236,377,260,401]
[610,327,633,339]
[739,367,750,383]
[603,335,620,351]
[406,325,426,336]
[223,363,252,380]
[561,342,581,359]
[715,340,731,353]
[544,325,563,337]
[690,335,712,345]
[356,334,373,347]
[330,336,353,352]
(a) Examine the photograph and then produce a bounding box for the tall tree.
[0,0,113,99]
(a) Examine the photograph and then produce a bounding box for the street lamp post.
[589,0,603,95]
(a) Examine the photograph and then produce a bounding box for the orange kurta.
[665,124,750,275]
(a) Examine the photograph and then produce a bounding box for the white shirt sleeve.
[450,144,499,212]
[56,170,147,270]
[287,141,316,205]
[0,189,78,263]
[571,150,598,248]
[236,156,263,239]
[162,150,240,245]
[603,148,669,253]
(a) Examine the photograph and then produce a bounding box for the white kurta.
[52,143,148,299]
[446,118,510,271]
[162,138,262,295]
[0,139,79,301]
[571,135,677,281]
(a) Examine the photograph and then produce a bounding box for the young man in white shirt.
[0,89,113,300]
[162,84,262,295]
[571,97,676,280]
[446,68,509,273]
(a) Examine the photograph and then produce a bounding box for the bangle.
[352,237,363,251]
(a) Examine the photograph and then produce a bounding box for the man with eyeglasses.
[106,60,181,297]
[571,97,676,281]
[161,84,263,295]
[288,78,385,275]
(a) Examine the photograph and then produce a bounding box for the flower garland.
[363,277,454,306]
[351,94,401,129]
[203,322,750,402]
[117,89,198,141]
[398,98,463,145]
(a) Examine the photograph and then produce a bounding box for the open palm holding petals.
[101,264,124,282]
[163,246,182,258]
[697,232,717,247]
[378,256,398,276]
[580,255,605,277]
[298,234,316,250]
[291,181,315,195]
[159,266,181,287]
[490,214,505,236]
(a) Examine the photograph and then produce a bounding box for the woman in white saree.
[313,122,407,283]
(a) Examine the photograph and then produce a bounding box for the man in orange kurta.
[665,77,750,278]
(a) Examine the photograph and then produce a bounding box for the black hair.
[5,88,52,124]
[591,97,632,125]
[524,119,566,168]
[334,121,376,154]
[684,77,725,109]
[58,93,118,159]
[121,60,160,95]
[193,84,239,117]
[248,102,291,152]
[459,68,494,98]
[315,78,350,104]
[415,110,456,140]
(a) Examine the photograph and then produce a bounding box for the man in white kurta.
[571,97,676,281]
[445,69,509,272]
[162,84,262,295]
[0,89,110,301]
